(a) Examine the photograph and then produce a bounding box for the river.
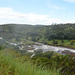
[1,37,75,54]
[5,39,75,54]
[27,42,75,54]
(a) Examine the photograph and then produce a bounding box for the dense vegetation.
[0,48,60,75]
[0,48,75,75]
[0,23,75,75]
[0,23,75,40]
[0,23,75,49]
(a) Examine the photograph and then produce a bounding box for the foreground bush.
[32,52,75,75]
[0,50,60,75]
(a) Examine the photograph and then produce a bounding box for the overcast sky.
[0,0,75,25]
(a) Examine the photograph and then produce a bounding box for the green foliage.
[0,23,75,49]
[0,45,3,50]
[32,51,75,75]
[42,51,54,59]
[0,24,75,75]
[53,55,75,75]
[34,49,43,56]
[46,39,75,49]
[52,40,58,44]
[0,49,60,75]
[0,48,75,75]
[0,24,75,41]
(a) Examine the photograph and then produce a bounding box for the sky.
[0,0,75,25]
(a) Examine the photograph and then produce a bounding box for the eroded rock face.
[62,50,75,55]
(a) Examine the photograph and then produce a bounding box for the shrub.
[52,40,58,44]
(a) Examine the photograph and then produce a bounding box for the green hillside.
[0,24,75,75]
[0,24,75,40]
[0,23,75,49]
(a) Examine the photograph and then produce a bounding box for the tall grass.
[0,50,60,75]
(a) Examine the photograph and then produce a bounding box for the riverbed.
[9,41,75,55]
[27,42,75,54]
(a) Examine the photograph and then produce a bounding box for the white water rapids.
[28,42,75,53]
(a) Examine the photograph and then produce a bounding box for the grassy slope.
[0,49,60,75]
[41,39,75,49]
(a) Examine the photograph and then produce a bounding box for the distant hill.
[0,23,75,42]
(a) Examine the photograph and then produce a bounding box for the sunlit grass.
[0,49,60,75]
[46,40,75,49]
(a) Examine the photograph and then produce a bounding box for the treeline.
[0,23,75,42]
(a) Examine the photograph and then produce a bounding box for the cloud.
[64,0,75,3]
[63,20,75,23]
[0,7,75,25]
[52,5,66,9]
